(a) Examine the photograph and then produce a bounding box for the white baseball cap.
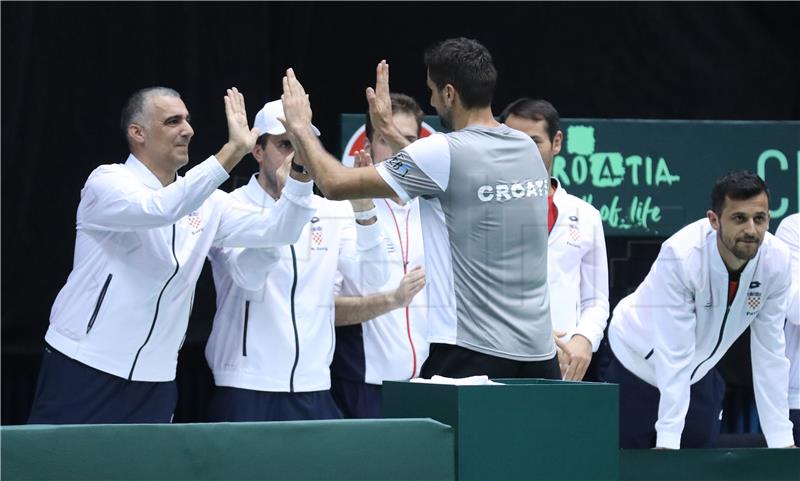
[253,99,320,137]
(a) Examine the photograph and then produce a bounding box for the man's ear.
[443,84,456,107]
[707,209,720,231]
[363,137,371,153]
[127,124,145,145]
[252,142,265,165]
[552,130,563,156]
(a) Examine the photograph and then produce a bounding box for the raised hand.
[390,266,426,308]
[278,68,314,136]
[353,148,373,168]
[224,87,259,156]
[366,60,394,134]
[364,60,410,154]
[215,88,260,172]
[349,149,375,214]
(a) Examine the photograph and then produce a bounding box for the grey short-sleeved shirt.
[376,124,555,361]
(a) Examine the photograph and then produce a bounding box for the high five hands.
[366,60,410,153]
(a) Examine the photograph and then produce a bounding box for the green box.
[384,378,619,481]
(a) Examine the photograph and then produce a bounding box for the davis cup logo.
[340,122,436,167]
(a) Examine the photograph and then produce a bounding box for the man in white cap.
[204,100,390,421]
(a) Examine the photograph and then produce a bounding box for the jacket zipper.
[128,225,180,380]
[86,273,113,333]
[405,306,417,378]
[242,301,251,356]
[690,304,732,381]
[288,246,300,392]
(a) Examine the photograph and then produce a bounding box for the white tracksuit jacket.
[609,218,794,449]
[45,155,315,382]
[549,181,610,351]
[205,174,389,392]
[335,198,429,384]
[775,213,800,410]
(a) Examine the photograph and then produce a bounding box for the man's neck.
[453,106,500,131]
[257,170,285,200]
[136,154,175,187]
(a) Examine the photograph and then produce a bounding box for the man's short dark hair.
[255,133,270,149]
[424,37,497,109]
[120,87,180,141]
[364,93,424,142]
[710,170,770,214]
[499,98,560,141]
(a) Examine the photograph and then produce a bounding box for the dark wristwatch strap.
[291,160,308,175]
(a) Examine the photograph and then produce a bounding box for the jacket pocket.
[644,348,654,360]
[86,273,112,334]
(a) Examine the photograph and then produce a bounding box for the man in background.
[501,98,609,382]
[332,92,428,418]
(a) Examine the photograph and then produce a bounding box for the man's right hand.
[366,60,410,154]
[389,266,426,309]
[278,68,315,137]
[553,330,572,379]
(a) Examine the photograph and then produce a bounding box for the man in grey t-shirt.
[279,37,558,379]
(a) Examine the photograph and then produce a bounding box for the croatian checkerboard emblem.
[747,292,761,310]
[187,211,201,230]
[311,226,323,246]
[569,226,580,242]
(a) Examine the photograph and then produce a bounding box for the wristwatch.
[291,159,308,176]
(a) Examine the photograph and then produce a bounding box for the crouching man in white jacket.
[607,170,795,449]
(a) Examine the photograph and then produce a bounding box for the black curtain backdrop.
[2,2,799,424]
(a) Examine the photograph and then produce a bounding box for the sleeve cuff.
[282,176,314,197]
[375,163,411,203]
[356,219,384,251]
[571,325,602,352]
[205,155,232,184]
[764,430,796,448]
[655,431,681,450]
